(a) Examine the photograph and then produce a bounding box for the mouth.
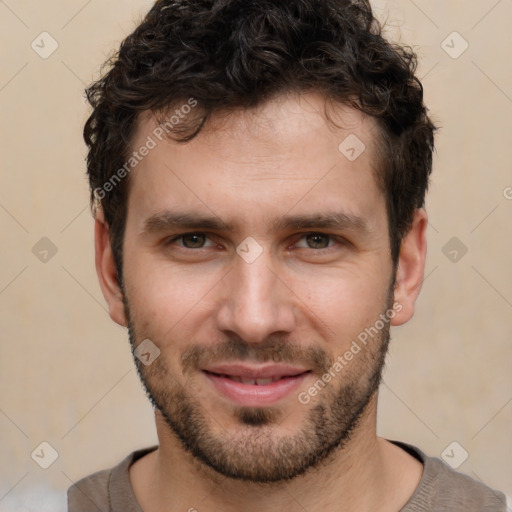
[203,372,298,385]
[200,364,311,406]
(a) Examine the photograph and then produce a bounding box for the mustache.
[181,336,334,375]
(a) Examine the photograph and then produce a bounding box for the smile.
[201,364,311,406]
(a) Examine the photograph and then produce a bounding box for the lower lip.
[203,371,310,407]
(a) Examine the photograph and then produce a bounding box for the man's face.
[118,93,397,482]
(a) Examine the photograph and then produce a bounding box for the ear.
[94,208,128,327]
[390,208,428,326]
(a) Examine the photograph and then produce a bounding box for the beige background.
[1,1,511,510]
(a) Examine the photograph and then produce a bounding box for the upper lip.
[201,363,310,379]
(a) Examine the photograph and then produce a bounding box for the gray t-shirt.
[67,441,507,511]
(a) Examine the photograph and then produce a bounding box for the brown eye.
[307,234,330,249]
[296,233,334,249]
[181,233,207,248]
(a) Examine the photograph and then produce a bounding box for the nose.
[215,246,296,344]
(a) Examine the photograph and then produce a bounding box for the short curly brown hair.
[84,0,436,277]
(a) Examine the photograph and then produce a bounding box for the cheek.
[289,266,390,340]
[123,254,222,336]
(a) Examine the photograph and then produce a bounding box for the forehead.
[125,92,386,232]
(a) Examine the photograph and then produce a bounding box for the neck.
[130,394,423,512]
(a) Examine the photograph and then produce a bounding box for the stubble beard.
[124,290,393,484]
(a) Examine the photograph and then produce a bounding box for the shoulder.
[426,456,506,511]
[67,466,113,512]
[67,446,158,512]
[392,441,507,512]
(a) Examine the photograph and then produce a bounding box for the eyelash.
[165,232,345,252]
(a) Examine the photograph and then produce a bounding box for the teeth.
[222,375,282,385]
[255,378,273,385]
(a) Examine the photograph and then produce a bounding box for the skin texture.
[95,92,428,511]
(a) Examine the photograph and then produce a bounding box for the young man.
[68,0,506,510]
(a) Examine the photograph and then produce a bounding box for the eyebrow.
[142,210,371,236]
